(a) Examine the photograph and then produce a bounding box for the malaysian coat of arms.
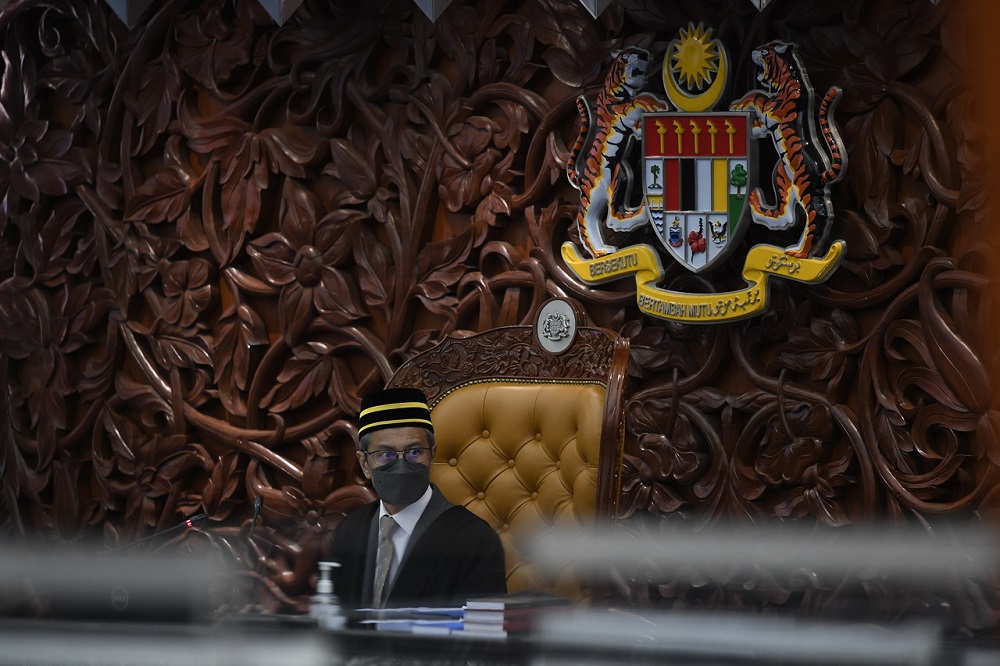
[563,24,848,323]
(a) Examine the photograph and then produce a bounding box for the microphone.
[106,514,208,554]
[247,496,264,546]
[244,497,273,612]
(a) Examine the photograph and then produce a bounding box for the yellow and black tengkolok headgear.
[358,387,434,437]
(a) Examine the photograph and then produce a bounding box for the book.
[462,590,571,636]
[464,590,570,612]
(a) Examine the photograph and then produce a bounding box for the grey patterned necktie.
[372,515,398,608]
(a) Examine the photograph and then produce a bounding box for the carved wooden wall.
[0,0,997,633]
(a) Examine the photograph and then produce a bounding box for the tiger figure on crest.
[567,47,669,258]
[730,41,847,258]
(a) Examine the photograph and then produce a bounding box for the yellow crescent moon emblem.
[662,23,729,113]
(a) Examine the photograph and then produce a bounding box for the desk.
[0,615,531,666]
[1,613,997,666]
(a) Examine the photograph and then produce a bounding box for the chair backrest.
[387,299,629,599]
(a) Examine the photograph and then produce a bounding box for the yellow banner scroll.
[561,241,845,323]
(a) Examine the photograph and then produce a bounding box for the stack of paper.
[461,591,570,638]
[354,606,465,635]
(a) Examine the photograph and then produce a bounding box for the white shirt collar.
[378,484,432,537]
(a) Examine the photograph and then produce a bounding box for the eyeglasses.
[365,447,432,468]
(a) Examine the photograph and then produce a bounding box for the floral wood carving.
[388,327,619,406]
[0,0,997,633]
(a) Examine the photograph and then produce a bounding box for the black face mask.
[369,457,430,506]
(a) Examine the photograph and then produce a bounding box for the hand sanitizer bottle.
[309,561,345,629]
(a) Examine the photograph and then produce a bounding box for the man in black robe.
[328,387,507,609]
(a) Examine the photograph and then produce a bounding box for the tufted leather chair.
[387,298,629,599]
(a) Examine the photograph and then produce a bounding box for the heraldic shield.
[643,111,756,274]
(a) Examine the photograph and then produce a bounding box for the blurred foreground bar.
[535,609,940,665]
[526,521,1000,664]
[0,619,330,666]
[528,522,1000,582]
[0,542,333,665]
[0,543,232,622]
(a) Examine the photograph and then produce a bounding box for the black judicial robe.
[328,485,507,609]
